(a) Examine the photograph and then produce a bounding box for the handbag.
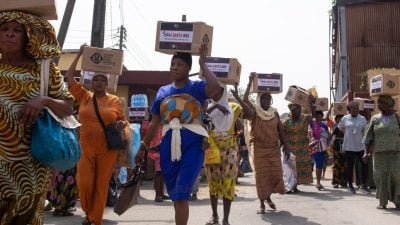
[204,133,221,165]
[114,166,143,215]
[31,59,81,171]
[93,96,126,150]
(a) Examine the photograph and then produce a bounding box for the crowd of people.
[1,10,400,225]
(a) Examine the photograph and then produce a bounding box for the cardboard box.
[155,21,213,55]
[285,85,309,108]
[333,102,347,116]
[370,74,400,96]
[199,57,241,85]
[251,73,283,94]
[128,107,149,122]
[81,46,123,75]
[354,98,375,112]
[315,97,329,111]
[80,71,119,93]
[0,0,57,20]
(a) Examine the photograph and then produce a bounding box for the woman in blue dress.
[136,44,221,225]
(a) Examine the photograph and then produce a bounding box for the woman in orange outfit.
[65,45,128,225]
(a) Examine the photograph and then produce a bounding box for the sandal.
[155,196,163,202]
[205,217,219,225]
[316,184,325,191]
[222,220,230,225]
[53,209,74,217]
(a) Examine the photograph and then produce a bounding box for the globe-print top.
[160,93,203,125]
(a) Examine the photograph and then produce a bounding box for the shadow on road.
[262,210,321,225]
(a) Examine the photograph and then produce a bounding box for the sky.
[50,0,332,114]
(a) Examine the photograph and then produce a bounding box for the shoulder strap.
[40,59,51,96]
[93,96,107,132]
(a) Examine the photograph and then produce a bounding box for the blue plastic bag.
[116,123,141,168]
[31,108,81,171]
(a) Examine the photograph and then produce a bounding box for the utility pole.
[54,0,76,64]
[91,0,106,48]
[118,25,127,50]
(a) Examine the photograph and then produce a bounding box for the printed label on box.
[371,76,382,93]
[159,22,194,51]
[258,78,281,87]
[364,102,374,109]
[130,111,146,117]
[206,63,230,73]
[159,30,193,43]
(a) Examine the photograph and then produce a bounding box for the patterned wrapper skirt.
[205,134,238,200]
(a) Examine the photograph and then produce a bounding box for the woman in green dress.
[363,95,400,210]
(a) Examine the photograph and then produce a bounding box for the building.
[330,0,400,102]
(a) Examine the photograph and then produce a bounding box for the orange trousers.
[77,150,117,225]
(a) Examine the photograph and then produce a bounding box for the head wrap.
[378,95,395,108]
[171,52,192,69]
[0,11,60,59]
[255,92,277,121]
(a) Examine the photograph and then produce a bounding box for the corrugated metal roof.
[345,2,400,93]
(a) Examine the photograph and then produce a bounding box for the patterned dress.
[331,126,347,186]
[48,167,79,211]
[205,102,242,200]
[0,61,73,224]
[283,115,313,184]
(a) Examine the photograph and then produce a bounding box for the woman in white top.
[338,101,369,194]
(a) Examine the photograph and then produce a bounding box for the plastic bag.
[204,133,221,165]
[282,152,297,192]
[116,123,141,168]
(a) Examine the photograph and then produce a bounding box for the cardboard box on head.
[315,98,328,111]
[285,85,309,108]
[199,57,241,85]
[155,21,213,55]
[354,98,375,112]
[251,73,283,94]
[333,102,347,116]
[81,46,123,75]
[370,74,400,96]
[0,0,57,20]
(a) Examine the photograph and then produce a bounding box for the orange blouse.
[69,83,125,155]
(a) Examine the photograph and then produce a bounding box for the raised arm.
[199,44,220,99]
[65,44,86,88]
[231,84,255,120]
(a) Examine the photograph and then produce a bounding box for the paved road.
[44,167,399,225]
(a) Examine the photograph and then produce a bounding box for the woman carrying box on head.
[0,11,75,225]
[231,73,289,214]
[65,45,128,225]
[135,44,221,225]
